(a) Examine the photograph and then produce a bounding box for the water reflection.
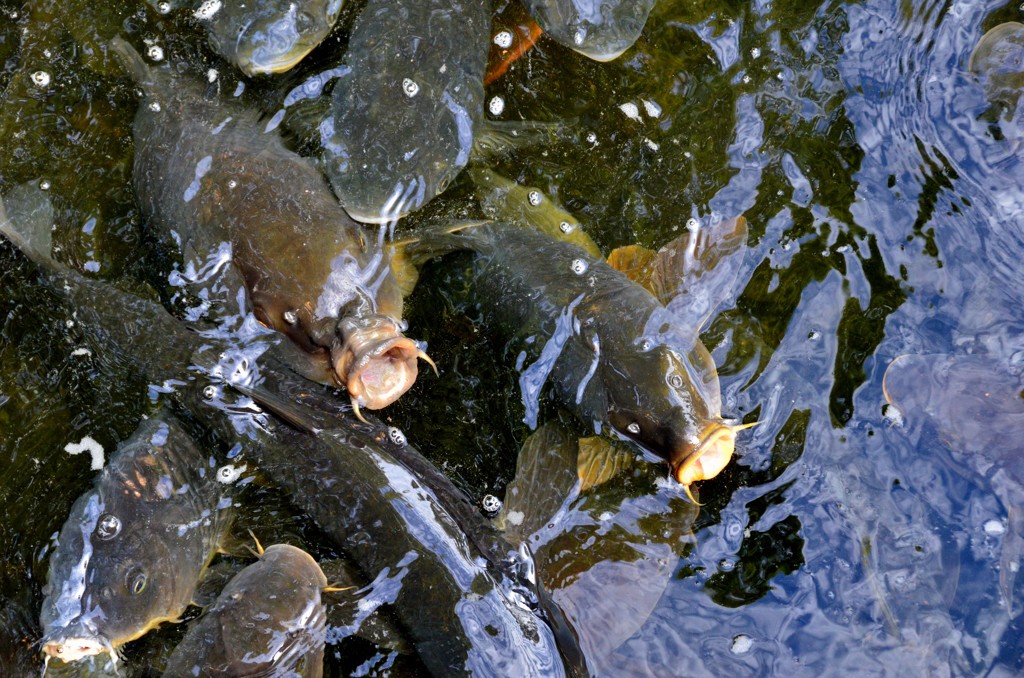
[2,0,1024,674]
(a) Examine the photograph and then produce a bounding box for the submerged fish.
[39,415,233,666]
[883,353,1024,615]
[311,0,490,222]
[163,543,328,677]
[521,0,655,62]
[496,422,698,673]
[969,22,1024,114]
[410,217,753,498]
[0,196,577,677]
[469,167,602,258]
[111,37,427,414]
[197,0,343,76]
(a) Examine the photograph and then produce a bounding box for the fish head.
[333,314,421,410]
[327,69,477,223]
[604,343,739,486]
[208,0,342,76]
[40,488,182,661]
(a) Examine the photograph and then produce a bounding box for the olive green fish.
[969,22,1024,114]
[409,217,753,499]
[521,0,655,62]
[163,543,328,677]
[310,0,491,223]
[469,167,602,258]
[110,36,428,415]
[196,0,343,76]
[39,415,234,667]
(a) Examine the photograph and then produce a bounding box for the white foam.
[65,436,104,470]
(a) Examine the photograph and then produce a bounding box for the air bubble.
[481,494,502,514]
[488,96,504,116]
[493,31,513,49]
[30,71,50,87]
[388,427,406,446]
[730,634,753,654]
[527,190,542,206]
[217,464,245,484]
[750,47,761,59]
[570,258,588,275]
[586,132,597,143]
[627,422,640,434]
[157,1,171,13]
[227,180,237,189]
[686,217,699,231]
[149,101,161,112]
[194,0,222,19]
[96,514,121,540]
[402,78,419,97]
[147,45,164,62]
[559,221,574,234]
[39,179,51,190]
[202,385,217,400]
[207,69,218,83]
[984,520,1005,536]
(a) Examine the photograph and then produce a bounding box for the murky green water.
[2,0,1024,675]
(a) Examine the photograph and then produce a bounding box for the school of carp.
[2,0,1023,676]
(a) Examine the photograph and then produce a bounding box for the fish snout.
[672,424,737,488]
[342,336,420,410]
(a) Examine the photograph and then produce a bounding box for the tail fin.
[0,183,58,270]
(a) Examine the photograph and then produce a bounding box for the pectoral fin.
[577,436,635,492]
[496,421,579,544]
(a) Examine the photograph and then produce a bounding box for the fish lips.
[41,629,115,663]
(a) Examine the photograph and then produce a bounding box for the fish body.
[39,416,233,665]
[413,223,738,487]
[163,544,327,677]
[317,0,490,222]
[521,0,655,62]
[112,37,420,411]
[234,374,578,677]
[198,0,343,76]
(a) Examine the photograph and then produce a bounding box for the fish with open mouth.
[38,415,233,669]
[409,215,755,500]
[110,36,429,416]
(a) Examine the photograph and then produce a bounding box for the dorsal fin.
[608,216,748,329]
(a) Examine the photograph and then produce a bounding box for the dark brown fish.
[111,36,428,415]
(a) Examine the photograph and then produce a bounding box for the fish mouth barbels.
[108,35,433,417]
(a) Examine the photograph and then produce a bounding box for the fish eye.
[668,374,684,389]
[438,176,451,192]
[627,421,641,435]
[126,571,148,595]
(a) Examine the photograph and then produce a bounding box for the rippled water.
[2,0,1023,675]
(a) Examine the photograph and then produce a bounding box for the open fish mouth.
[672,420,760,503]
[41,635,115,663]
[246,46,315,75]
